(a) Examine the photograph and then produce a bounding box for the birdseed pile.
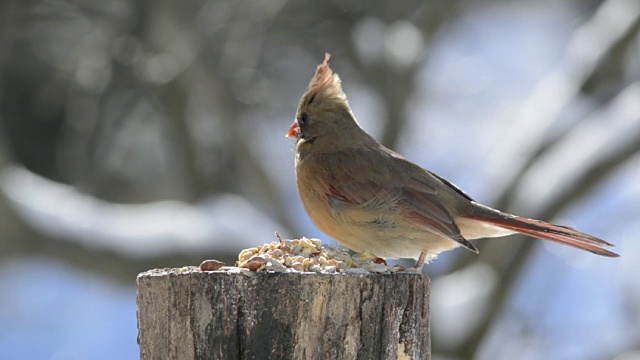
[199,236,414,274]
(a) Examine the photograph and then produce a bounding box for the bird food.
[236,237,408,274]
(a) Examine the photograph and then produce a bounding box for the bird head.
[286,54,371,151]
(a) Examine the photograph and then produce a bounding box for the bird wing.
[398,179,478,253]
[323,152,478,253]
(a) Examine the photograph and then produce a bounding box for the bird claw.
[413,251,428,272]
[374,257,387,265]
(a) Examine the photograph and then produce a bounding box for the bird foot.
[374,257,387,265]
[413,251,428,272]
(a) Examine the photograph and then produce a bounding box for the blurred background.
[0,0,638,359]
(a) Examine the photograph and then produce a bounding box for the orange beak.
[286,120,300,139]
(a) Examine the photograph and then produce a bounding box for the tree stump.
[137,268,430,360]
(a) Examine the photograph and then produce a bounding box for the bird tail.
[468,204,619,257]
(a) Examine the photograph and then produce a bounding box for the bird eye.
[297,112,310,127]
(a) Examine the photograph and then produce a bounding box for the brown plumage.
[286,54,619,269]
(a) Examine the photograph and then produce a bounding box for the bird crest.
[301,53,347,109]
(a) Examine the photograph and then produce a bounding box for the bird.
[286,53,619,270]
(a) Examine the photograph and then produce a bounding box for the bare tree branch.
[459,81,640,359]
[487,0,640,209]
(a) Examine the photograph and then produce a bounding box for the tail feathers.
[468,208,619,258]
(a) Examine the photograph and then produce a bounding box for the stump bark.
[137,268,430,360]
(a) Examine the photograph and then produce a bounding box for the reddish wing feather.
[326,178,479,253]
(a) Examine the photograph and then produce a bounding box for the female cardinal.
[286,54,618,269]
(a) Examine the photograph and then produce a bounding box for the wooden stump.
[137,268,430,360]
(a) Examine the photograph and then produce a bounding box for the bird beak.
[286,120,300,139]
